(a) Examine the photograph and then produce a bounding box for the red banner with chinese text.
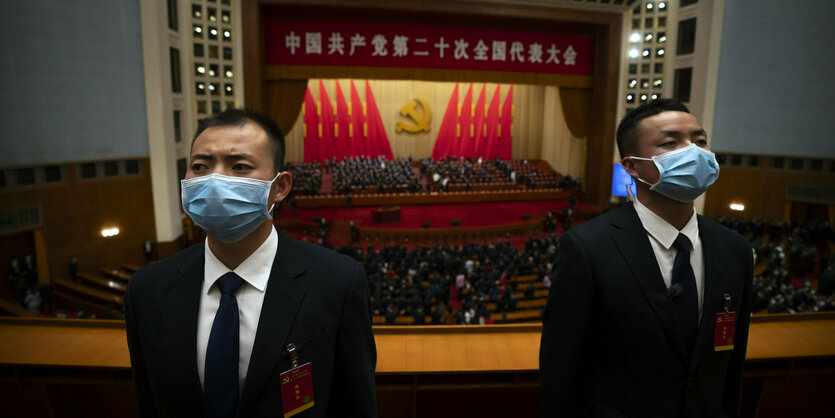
[266,19,592,76]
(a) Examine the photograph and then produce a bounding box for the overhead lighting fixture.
[730,203,745,211]
[630,32,641,43]
[101,227,120,238]
[629,48,640,58]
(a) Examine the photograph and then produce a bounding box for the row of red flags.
[431,83,513,160]
[301,81,513,162]
[303,79,394,162]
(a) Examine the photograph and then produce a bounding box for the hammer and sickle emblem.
[396,98,431,133]
[282,376,291,384]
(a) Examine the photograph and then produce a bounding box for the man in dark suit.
[125,109,377,418]
[540,99,752,417]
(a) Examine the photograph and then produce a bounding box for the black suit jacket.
[540,202,752,417]
[125,231,377,417]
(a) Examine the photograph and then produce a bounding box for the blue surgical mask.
[628,143,720,203]
[181,173,278,243]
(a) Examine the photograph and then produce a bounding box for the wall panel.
[703,162,835,221]
[0,160,156,284]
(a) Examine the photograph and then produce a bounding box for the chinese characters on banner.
[266,19,592,76]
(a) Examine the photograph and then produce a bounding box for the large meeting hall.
[1,0,833,417]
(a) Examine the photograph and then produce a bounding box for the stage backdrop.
[282,79,586,179]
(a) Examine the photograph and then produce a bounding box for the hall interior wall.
[703,160,835,221]
[0,160,156,285]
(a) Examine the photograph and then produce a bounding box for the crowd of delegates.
[719,217,835,314]
[419,157,575,192]
[284,161,322,196]
[332,156,422,194]
[6,256,53,314]
[285,157,587,197]
[329,235,559,325]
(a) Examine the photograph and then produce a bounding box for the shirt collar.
[203,226,278,295]
[633,199,699,250]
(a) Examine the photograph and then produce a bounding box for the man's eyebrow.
[224,153,255,160]
[657,129,707,137]
[190,153,214,161]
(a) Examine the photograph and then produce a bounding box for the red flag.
[303,87,318,162]
[456,84,473,159]
[334,80,350,160]
[364,80,395,160]
[349,80,367,157]
[318,80,336,161]
[499,85,514,160]
[483,84,502,159]
[431,83,459,159]
[465,84,487,158]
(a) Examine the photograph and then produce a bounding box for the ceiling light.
[101,227,120,238]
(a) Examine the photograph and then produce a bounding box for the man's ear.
[272,171,293,205]
[621,157,640,179]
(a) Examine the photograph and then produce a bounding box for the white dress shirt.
[197,226,278,393]
[633,199,705,322]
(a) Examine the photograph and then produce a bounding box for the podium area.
[1,315,833,417]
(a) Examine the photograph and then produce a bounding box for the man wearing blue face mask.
[540,99,752,417]
[125,109,378,418]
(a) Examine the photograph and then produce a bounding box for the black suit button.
[687,377,695,389]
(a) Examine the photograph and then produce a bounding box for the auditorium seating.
[78,273,126,294]
[45,207,833,328]
[284,158,570,199]
[52,278,123,319]
[719,217,834,314]
[43,265,135,320]
[0,298,37,317]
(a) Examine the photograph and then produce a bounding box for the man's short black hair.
[616,98,690,159]
[192,108,286,172]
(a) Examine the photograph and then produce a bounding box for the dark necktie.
[672,233,698,355]
[205,272,245,418]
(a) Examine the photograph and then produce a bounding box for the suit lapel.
[689,217,724,370]
[610,203,689,364]
[166,243,207,413]
[237,232,308,417]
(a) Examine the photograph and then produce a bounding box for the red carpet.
[279,200,588,229]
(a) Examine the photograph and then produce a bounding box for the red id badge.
[714,312,736,351]
[280,362,314,417]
